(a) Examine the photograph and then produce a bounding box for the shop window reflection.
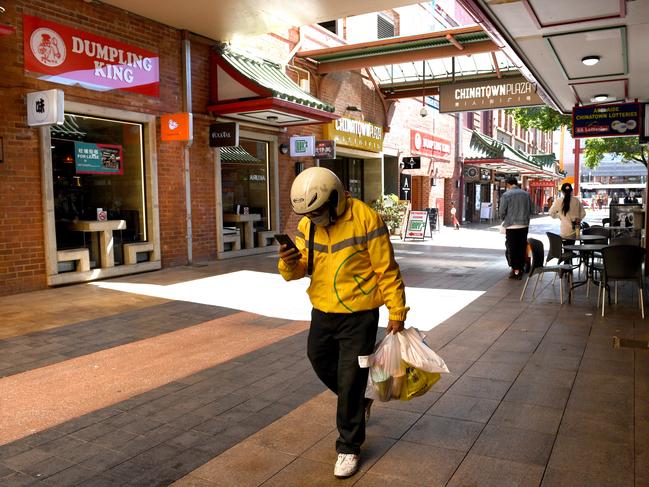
[51,114,146,268]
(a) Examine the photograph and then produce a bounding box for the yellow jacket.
[278,197,409,321]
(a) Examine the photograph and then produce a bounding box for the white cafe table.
[223,213,261,249]
[68,220,126,268]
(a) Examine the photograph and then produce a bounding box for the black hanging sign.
[209,122,239,147]
[401,156,421,169]
[399,174,412,201]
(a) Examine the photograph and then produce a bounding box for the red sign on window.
[410,130,451,160]
[23,15,160,97]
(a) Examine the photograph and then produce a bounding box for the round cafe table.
[578,234,608,243]
[563,243,607,300]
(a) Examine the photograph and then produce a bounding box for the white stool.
[123,242,154,265]
[56,248,90,272]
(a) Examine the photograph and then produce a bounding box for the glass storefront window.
[51,114,146,267]
[221,138,270,232]
[320,158,365,200]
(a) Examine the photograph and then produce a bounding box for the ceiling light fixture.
[591,94,608,102]
[581,56,600,66]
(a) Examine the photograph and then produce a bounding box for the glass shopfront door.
[320,157,365,200]
[221,138,271,234]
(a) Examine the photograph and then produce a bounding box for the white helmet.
[290,167,346,224]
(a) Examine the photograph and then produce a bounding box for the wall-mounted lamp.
[279,143,289,155]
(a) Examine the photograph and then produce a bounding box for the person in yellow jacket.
[278,167,408,479]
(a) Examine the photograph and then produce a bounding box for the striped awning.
[220,146,261,163]
[207,46,338,127]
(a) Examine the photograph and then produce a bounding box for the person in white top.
[549,183,586,239]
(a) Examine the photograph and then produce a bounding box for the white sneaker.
[334,453,360,478]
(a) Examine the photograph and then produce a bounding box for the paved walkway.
[0,219,647,486]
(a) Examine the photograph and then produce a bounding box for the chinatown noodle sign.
[439,75,543,113]
[23,15,159,97]
[323,117,383,152]
[410,129,451,160]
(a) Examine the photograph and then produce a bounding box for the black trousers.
[505,227,528,272]
[307,308,379,454]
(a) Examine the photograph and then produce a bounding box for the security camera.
[420,106,428,117]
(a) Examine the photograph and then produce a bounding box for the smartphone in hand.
[274,234,298,252]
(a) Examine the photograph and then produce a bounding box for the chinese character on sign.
[35,98,45,113]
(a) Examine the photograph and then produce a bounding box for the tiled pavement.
[1,226,649,486]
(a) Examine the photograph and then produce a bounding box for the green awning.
[220,46,335,113]
[465,131,561,178]
[220,146,261,163]
[466,130,541,168]
[531,153,557,168]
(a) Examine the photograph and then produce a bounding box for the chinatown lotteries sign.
[439,75,543,113]
[23,15,159,97]
[410,129,451,160]
[323,118,383,152]
[572,103,641,138]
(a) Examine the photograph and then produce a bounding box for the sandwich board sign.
[404,210,428,240]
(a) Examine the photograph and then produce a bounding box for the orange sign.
[161,112,192,141]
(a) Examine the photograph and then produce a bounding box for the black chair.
[546,232,579,281]
[546,232,577,265]
[580,222,590,230]
[602,217,610,227]
[599,245,645,318]
[520,238,573,304]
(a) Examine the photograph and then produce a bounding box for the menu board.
[404,210,428,240]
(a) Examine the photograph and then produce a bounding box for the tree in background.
[508,106,648,168]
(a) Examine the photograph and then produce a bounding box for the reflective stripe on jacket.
[278,197,409,321]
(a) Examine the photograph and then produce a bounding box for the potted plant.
[371,194,408,235]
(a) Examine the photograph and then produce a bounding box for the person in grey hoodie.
[500,177,533,280]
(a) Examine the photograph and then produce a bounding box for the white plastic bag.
[365,333,406,401]
[396,328,449,374]
[361,328,449,402]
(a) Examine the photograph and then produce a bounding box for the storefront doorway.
[320,157,364,200]
[220,138,272,235]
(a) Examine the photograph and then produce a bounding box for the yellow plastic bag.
[400,366,441,401]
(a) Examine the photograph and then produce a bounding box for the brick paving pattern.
[1,225,648,486]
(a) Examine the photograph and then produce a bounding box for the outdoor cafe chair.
[602,217,610,227]
[599,245,645,319]
[547,232,580,280]
[520,238,573,305]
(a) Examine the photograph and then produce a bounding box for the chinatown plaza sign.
[439,75,543,113]
[23,15,160,97]
[323,117,383,152]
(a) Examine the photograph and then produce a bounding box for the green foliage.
[584,137,648,168]
[507,106,571,132]
[371,194,408,232]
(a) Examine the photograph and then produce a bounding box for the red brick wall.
[277,70,387,236]
[0,0,185,295]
